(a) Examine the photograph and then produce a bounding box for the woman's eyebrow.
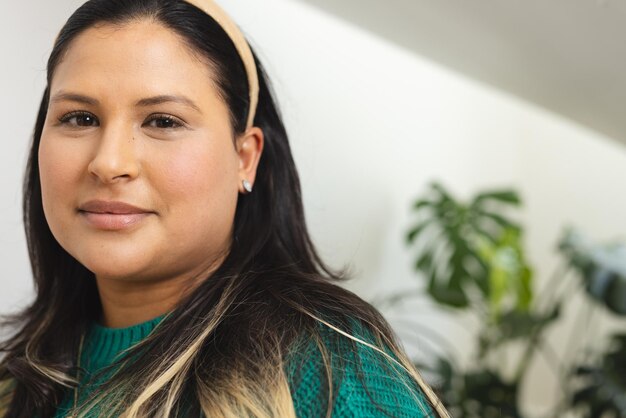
[50,92,98,106]
[49,91,202,113]
[135,95,202,113]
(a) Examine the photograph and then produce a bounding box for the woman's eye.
[145,114,184,129]
[59,111,99,127]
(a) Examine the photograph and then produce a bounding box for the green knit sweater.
[54,315,435,417]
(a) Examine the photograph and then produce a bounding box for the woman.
[0,0,449,416]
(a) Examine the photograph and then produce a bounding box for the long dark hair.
[0,1,447,416]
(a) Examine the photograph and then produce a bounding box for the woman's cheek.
[37,136,86,250]
[156,146,239,248]
[156,144,238,204]
[39,137,81,208]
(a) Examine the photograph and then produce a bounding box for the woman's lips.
[77,200,154,231]
[79,211,151,230]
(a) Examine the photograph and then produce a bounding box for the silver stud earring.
[242,179,253,193]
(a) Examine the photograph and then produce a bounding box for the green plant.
[558,229,626,417]
[570,334,626,417]
[395,182,626,417]
[406,183,525,309]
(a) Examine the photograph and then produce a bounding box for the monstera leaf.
[407,183,524,309]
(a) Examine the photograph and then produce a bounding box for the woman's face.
[39,20,262,285]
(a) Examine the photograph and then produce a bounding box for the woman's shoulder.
[285,316,436,418]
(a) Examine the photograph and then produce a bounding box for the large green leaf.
[431,182,456,203]
[415,250,434,272]
[428,280,470,308]
[471,190,522,207]
[516,266,533,311]
[467,220,500,245]
[412,199,435,211]
[474,228,534,318]
[406,219,433,244]
[407,183,526,310]
[474,210,522,233]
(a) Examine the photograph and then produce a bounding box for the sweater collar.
[82,314,166,371]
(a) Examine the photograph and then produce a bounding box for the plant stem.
[536,260,570,312]
[514,330,541,383]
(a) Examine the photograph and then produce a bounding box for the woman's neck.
[94,254,227,328]
[95,276,187,328]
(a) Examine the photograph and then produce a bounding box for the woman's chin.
[74,251,158,282]
[87,265,155,283]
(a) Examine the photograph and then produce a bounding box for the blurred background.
[2,0,625,416]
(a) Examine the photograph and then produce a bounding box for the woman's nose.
[87,124,140,184]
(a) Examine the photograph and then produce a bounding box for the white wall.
[3,0,626,414]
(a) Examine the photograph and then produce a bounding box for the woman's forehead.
[50,20,221,109]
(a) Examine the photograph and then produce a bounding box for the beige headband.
[184,0,259,129]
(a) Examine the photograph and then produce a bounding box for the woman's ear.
[236,126,264,193]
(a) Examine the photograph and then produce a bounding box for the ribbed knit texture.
[54,315,435,417]
[286,322,435,417]
[54,315,165,417]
